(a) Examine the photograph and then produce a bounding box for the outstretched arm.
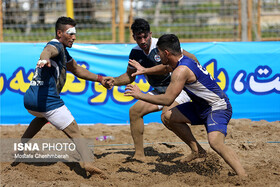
[128,59,172,77]
[66,59,113,89]
[124,66,189,105]
[105,67,136,87]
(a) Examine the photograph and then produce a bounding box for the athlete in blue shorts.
[125,34,247,177]
[15,17,109,175]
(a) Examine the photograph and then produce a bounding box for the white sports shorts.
[148,89,191,110]
[27,105,74,130]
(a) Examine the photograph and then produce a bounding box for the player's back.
[178,56,230,112]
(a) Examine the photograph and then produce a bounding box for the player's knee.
[161,110,173,130]
[129,104,143,120]
[208,136,223,153]
[63,120,82,138]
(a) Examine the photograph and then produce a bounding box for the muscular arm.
[66,59,100,82]
[37,45,59,68]
[125,66,193,105]
[146,64,172,75]
[129,59,172,77]
[128,50,198,77]
[40,45,59,60]
[67,59,113,89]
[147,49,199,73]
[113,67,136,86]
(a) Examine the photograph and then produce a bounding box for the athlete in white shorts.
[27,105,74,130]
[17,17,111,176]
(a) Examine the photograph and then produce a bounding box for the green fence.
[1,0,279,43]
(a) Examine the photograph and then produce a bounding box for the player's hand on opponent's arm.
[36,59,51,68]
[124,84,143,99]
[102,76,115,90]
[128,59,146,77]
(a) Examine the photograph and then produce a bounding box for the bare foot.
[85,165,108,179]
[82,162,103,175]
[237,171,248,178]
[132,154,146,162]
[228,171,248,178]
[123,155,145,163]
[239,173,248,178]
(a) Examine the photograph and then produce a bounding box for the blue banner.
[0,42,279,125]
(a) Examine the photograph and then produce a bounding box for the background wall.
[1,41,279,125]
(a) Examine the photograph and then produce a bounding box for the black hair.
[55,16,76,36]
[131,18,150,35]
[157,34,181,56]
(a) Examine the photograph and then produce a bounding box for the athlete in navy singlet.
[104,18,197,160]
[24,39,71,112]
[17,17,108,175]
[128,37,171,91]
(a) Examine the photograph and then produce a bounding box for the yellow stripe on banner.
[66,0,74,19]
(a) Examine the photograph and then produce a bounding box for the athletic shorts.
[149,89,191,110]
[176,102,232,136]
[27,105,74,130]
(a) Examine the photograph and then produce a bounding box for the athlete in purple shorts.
[124,34,247,177]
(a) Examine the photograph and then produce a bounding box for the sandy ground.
[1,119,280,187]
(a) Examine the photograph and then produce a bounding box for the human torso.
[177,55,231,113]
[24,39,72,112]
[128,37,171,91]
